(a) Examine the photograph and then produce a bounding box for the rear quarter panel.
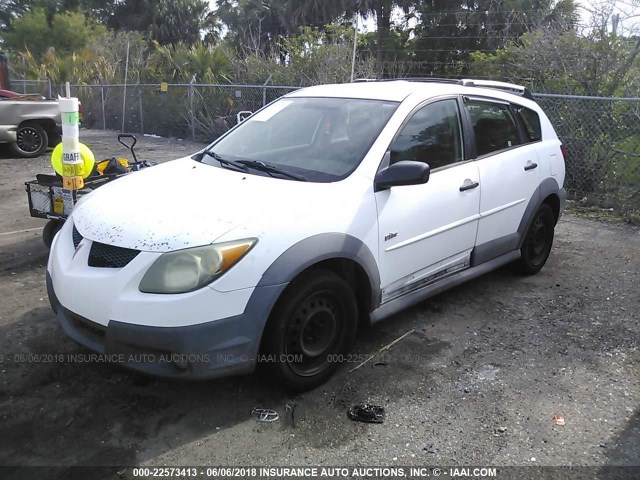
[0,99,61,127]
[537,108,565,187]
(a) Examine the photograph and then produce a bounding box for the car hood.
[72,157,325,252]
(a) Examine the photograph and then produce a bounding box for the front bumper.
[47,271,286,379]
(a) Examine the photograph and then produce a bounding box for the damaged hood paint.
[72,157,316,252]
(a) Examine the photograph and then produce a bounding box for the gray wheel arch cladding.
[257,233,382,309]
[517,177,566,247]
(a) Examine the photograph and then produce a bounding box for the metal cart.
[25,134,150,248]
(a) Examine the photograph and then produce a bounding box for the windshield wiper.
[192,149,248,172]
[237,160,309,182]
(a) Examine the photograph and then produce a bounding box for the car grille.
[88,242,140,268]
[72,224,83,249]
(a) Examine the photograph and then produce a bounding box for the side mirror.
[374,160,430,191]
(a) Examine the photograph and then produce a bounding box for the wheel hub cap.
[17,128,42,152]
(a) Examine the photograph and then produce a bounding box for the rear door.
[463,97,543,264]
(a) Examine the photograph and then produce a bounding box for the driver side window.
[390,99,464,169]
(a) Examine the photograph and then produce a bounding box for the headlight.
[139,238,257,294]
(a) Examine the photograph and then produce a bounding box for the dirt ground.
[0,130,638,479]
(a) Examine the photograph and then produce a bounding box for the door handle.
[459,181,479,192]
[524,162,538,171]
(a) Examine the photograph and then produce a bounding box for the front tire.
[10,123,49,158]
[262,270,358,392]
[517,204,555,275]
[42,220,63,249]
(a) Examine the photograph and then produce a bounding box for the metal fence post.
[189,81,196,141]
[101,85,106,130]
[262,74,273,107]
[139,88,144,135]
[48,79,52,99]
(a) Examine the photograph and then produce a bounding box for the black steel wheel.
[10,123,49,158]
[262,270,357,391]
[517,204,555,275]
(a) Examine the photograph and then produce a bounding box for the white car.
[47,79,566,391]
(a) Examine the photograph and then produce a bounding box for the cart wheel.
[43,221,63,249]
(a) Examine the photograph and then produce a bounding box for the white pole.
[59,94,83,190]
[122,40,130,132]
[350,15,360,82]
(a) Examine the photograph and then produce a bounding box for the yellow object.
[51,143,95,179]
[160,82,168,92]
[97,158,129,175]
[62,176,84,190]
[53,196,64,215]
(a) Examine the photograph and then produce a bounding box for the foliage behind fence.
[45,83,300,142]
[12,79,640,219]
[534,94,640,217]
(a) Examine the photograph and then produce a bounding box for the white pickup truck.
[0,93,62,157]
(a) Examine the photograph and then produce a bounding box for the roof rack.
[351,77,534,99]
[353,77,464,85]
[459,79,533,99]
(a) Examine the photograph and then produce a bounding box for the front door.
[375,98,481,303]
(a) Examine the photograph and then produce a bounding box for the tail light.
[560,144,567,160]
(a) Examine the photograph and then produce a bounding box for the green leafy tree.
[468,28,639,95]
[108,0,211,45]
[0,0,30,31]
[149,0,210,45]
[1,0,118,30]
[344,0,415,78]
[411,0,578,77]
[148,41,234,83]
[291,0,350,28]
[2,7,107,58]
[216,0,298,55]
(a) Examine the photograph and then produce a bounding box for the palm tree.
[292,0,348,28]
[344,0,414,78]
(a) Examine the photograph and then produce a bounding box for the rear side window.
[466,100,521,156]
[515,106,542,142]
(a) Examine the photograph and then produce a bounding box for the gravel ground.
[0,130,638,479]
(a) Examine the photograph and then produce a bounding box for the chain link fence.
[50,83,299,142]
[9,79,52,96]
[21,81,639,219]
[534,94,640,217]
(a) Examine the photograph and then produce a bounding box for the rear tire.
[261,270,358,392]
[517,204,555,275]
[10,123,49,158]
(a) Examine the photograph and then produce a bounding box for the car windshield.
[202,97,399,182]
